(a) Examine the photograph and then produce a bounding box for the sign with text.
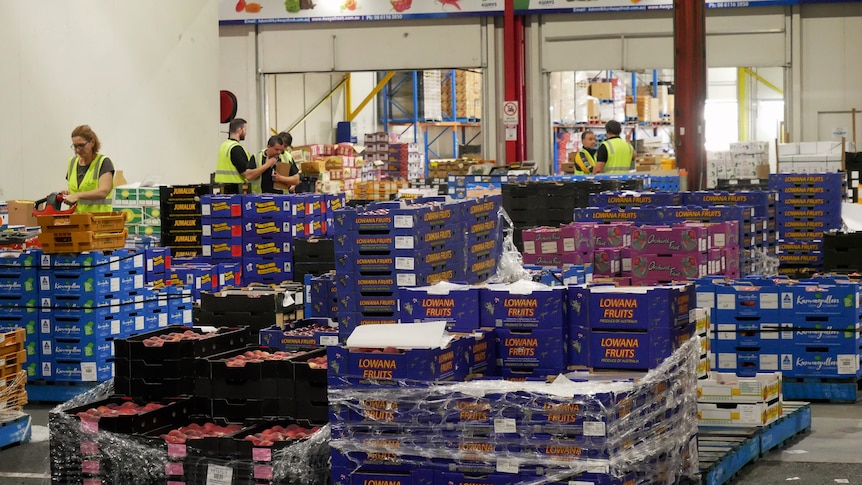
[221,0,803,24]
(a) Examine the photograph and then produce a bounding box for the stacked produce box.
[0,251,41,379]
[114,185,162,237]
[698,372,783,427]
[159,184,211,258]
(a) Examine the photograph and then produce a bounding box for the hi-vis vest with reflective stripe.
[67,155,113,213]
[600,137,634,173]
[574,149,596,174]
[215,139,248,184]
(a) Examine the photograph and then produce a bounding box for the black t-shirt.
[259,152,279,194]
[229,144,250,174]
[595,136,620,164]
[67,156,115,186]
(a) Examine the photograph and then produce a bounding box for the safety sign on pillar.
[503,101,519,142]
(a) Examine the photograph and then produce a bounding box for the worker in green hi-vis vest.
[594,120,635,174]
[215,118,277,194]
[62,125,115,213]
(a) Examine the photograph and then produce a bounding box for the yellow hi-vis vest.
[574,149,596,174]
[66,154,113,213]
[600,137,634,174]
[215,139,248,184]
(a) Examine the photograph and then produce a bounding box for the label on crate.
[253,448,272,462]
[395,236,414,249]
[583,421,607,437]
[80,419,98,435]
[496,458,519,474]
[82,460,100,474]
[760,354,778,371]
[165,462,184,476]
[80,441,98,455]
[320,336,339,346]
[838,355,858,375]
[493,418,516,434]
[84,480,102,485]
[111,321,121,335]
[167,443,187,459]
[394,215,413,229]
[397,273,417,287]
[395,257,415,271]
[81,362,98,382]
[254,465,274,480]
[206,464,233,485]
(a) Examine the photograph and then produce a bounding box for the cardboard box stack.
[159,185,211,258]
[387,143,424,181]
[698,372,782,426]
[113,185,162,236]
[0,202,7,229]
[706,142,771,189]
[769,173,843,276]
[441,70,482,120]
[777,141,854,175]
[427,158,481,179]
[421,70,443,121]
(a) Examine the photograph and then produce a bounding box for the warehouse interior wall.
[0,1,219,202]
[798,3,862,145]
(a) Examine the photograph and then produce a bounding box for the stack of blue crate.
[0,250,41,379]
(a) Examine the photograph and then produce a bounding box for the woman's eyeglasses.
[71,142,89,150]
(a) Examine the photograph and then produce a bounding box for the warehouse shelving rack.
[381,70,482,176]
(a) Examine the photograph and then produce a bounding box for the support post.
[674,0,707,190]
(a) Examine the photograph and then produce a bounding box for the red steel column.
[674,0,707,190]
[515,14,527,162]
[503,0,521,164]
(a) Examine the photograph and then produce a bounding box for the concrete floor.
[0,403,859,484]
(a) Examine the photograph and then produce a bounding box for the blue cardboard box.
[568,324,589,368]
[216,262,242,289]
[145,247,170,273]
[584,285,693,331]
[201,194,242,218]
[202,235,243,260]
[259,320,339,349]
[0,250,40,269]
[657,205,755,224]
[331,468,434,485]
[242,194,294,221]
[338,292,399,315]
[203,219,243,239]
[572,207,654,224]
[713,320,781,350]
[399,284,480,333]
[780,323,862,352]
[779,345,862,378]
[591,191,682,208]
[499,367,560,382]
[40,359,113,382]
[242,219,292,239]
[334,227,457,252]
[683,191,776,217]
[46,338,114,361]
[305,215,326,237]
[588,326,691,370]
[394,247,463,274]
[41,270,141,297]
[479,283,566,329]
[0,293,39,317]
[711,344,780,377]
[779,284,861,319]
[327,340,461,383]
[0,269,38,296]
[243,257,292,283]
[46,314,124,340]
[242,238,292,259]
[335,252,396,273]
[335,273,398,296]
[41,294,125,320]
[715,284,780,321]
[338,314,400,341]
[495,327,566,370]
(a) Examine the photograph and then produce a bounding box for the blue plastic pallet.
[698,428,761,485]
[0,413,31,449]
[25,380,100,403]
[782,377,862,403]
[759,402,812,456]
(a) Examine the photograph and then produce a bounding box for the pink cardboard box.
[561,251,592,265]
[594,248,622,276]
[630,224,708,253]
[522,227,562,256]
[724,246,740,278]
[593,223,633,248]
[707,221,740,249]
[630,252,708,282]
[560,223,595,253]
[709,248,725,275]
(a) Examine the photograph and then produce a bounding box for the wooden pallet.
[38,228,128,254]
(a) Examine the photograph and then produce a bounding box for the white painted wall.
[798,3,862,143]
[0,0,219,201]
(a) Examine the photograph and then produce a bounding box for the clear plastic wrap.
[490,207,532,284]
[48,380,331,485]
[329,337,701,484]
[752,246,780,276]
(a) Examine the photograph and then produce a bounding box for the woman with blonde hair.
[62,125,115,213]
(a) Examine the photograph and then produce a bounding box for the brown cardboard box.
[273,163,295,192]
[589,82,613,99]
[587,99,600,119]
[560,162,576,174]
[756,164,770,179]
[625,104,639,119]
[8,201,39,227]
[300,160,326,174]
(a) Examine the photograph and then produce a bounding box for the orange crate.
[0,371,28,411]
[37,212,127,234]
[0,329,25,358]
[38,229,128,254]
[0,350,26,379]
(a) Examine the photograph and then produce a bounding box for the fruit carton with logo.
[588,324,692,370]
[495,327,566,370]
[337,313,400,343]
[463,195,501,222]
[779,322,862,352]
[711,346,780,378]
[328,325,465,385]
[592,223,633,248]
[697,400,782,426]
[593,248,622,277]
[697,371,782,403]
[335,273,398,297]
[715,284,781,321]
[521,227,562,257]
[572,207,655,225]
[705,221,740,249]
[242,219,292,240]
[768,172,844,191]
[335,252,396,274]
[683,191,776,217]
[560,222,595,253]
[298,194,325,218]
[241,194,294,221]
[243,257,293,285]
[203,218,243,240]
[399,283,480,333]
[779,346,862,378]
[260,319,339,350]
[523,253,564,268]
[658,205,755,225]
[44,337,114,362]
[0,268,38,297]
[629,252,708,284]
[630,224,708,253]
[41,359,113,382]
[201,195,242,219]
[41,294,124,320]
[202,236,242,261]
[338,290,400,315]
[241,238,292,259]
[780,284,862,319]
[712,322,781,352]
[479,282,566,330]
[394,247,464,274]
[581,284,693,332]
[45,313,124,340]
[331,466,435,485]
[590,191,682,208]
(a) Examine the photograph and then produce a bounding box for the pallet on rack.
[698,428,761,485]
[0,412,31,450]
[25,380,100,403]
[759,401,812,455]
[782,376,862,403]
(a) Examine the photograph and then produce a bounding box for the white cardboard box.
[778,143,799,157]
[697,371,782,403]
[698,401,782,426]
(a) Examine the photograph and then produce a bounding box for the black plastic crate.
[144,418,252,460]
[232,420,324,462]
[293,238,335,264]
[63,397,194,434]
[294,400,329,422]
[115,375,197,400]
[290,348,327,402]
[114,326,253,364]
[194,346,307,400]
